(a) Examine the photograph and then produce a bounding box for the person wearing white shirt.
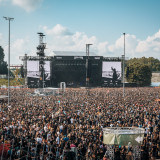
[59,125,63,133]
[56,136,60,144]
[36,137,42,143]
[70,118,74,124]
[44,126,48,132]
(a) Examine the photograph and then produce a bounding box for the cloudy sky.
[1,0,160,64]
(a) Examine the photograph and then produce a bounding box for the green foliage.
[126,62,152,86]
[125,57,160,86]
[0,61,8,74]
[0,78,24,86]
[0,46,5,61]
[0,46,8,74]
[127,57,160,72]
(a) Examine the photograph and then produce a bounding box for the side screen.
[27,61,40,78]
[27,61,50,80]
[44,61,51,80]
[102,61,121,80]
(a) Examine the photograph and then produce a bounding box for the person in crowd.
[0,87,159,159]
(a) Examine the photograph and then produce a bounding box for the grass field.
[0,78,24,86]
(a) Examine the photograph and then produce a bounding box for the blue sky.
[1,0,160,64]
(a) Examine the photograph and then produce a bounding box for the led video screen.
[102,61,121,80]
[27,61,51,80]
[27,61,40,78]
[43,61,50,80]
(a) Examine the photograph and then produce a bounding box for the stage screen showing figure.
[27,61,51,80]
[27,61,40,78]
[43,61,50,80]
[102,61,121,80]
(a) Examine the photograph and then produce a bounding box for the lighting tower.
[3,16,14,107]
[123,33,126,97]
[86,44,92,87]
[37,32,46,88]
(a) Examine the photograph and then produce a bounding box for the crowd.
[0,87,160,160]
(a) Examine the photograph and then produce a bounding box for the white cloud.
[12,39,26,52]
[135,30,160,58]
[43,25,98,56]
[107,30,160,59]
[108,34,139,58]
[43,24,73,36]
[42,24,160,60]
[4,24,160,64]
[97,41,109,55]
[12,0,43,12]
[3,38,36,64]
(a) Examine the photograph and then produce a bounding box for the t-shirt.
[70,118,74,123]
[56,136,60,144]
[36,137,42,143]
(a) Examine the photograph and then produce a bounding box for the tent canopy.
[103,127,145,146]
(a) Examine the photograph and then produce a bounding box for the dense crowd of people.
[0,87,160,160]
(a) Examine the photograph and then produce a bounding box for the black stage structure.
[20,33,123,88]
[52,55,103,87]
[20,33,53,88]
[21,55,123,88]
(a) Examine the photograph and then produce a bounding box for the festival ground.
[0,87,160,160]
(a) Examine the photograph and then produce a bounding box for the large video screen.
[27,61,51,80]
[43,61,50,80]
[102,61,121,80]
[27,61,40,78]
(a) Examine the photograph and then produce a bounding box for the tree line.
[125,57,160,86]
[0,46,8,74]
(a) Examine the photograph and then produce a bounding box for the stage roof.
[53,51,97,56]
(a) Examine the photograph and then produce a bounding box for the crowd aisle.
[0,87,160,160]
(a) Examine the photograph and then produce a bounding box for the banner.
[103,133,144,146]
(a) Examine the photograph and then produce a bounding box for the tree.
[0,61,8,74]
[127,57,160,72]
[126,62,152,86]
[0,46,8,74]
[0,46,5,61]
